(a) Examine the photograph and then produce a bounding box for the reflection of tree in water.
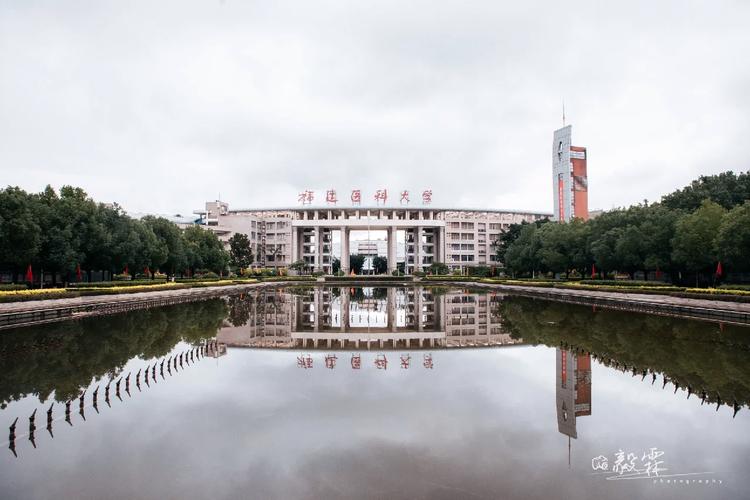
[0,299,227,406]
[499,297,750,409]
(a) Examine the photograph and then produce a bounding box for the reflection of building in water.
[445,292,518,346]
[556,349,592,439]
[218,291,297,348]
[217,287,525,349]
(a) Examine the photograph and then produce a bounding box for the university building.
[193,201,550,273]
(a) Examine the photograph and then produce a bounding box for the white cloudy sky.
[1,0,749,216]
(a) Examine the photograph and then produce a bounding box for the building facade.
[552,125,589,222]
[194,201,550,273]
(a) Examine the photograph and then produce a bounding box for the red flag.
[76,264,83,282]
[123,264,129,275]
[716,262,723,277]
[655,267,662,279]
[591,264,596,279]
[144,266,151,277]
[25,264,33,283]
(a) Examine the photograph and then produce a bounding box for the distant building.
[193,201,550,273]
[552,125,589,222]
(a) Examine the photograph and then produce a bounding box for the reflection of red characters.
[324,354,338,369]
[351,354,361,369]
[400,354,411,369]
[297,354,313,369]
[400,190,410,204]
[423,353,433,369]
[374,354,388,370]
[422,190,432,205]
[351,189,361,204]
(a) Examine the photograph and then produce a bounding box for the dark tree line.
[497,171,750,284]
[0,299,227,405]
[0,185,229,283]
[498,296,750,407]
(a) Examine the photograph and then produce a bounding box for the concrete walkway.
[2,280,749,330]
[0,282,275,330]
[465,282,750,325]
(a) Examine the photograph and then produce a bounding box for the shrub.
[413,271,426,278]
[467,266,491,277]
[68,280,169,288]
[0,288,74,302]
[194,271,219,279]
[0,284,28,291]
[580,279,672,287]
[719,284,750,291]
[113,273,132,281]
[392,270,405,277]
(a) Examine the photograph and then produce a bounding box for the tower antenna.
[562,101,566,126]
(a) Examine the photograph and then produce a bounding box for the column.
[415,225,422,272]
[416,286,423,332]
[341,227,350,274]
[291,227,298,265]
[315,226,322,272]
[437,226,446,264]
[387,226,397,273]
[387,287,397,332]
[340,287,350,331]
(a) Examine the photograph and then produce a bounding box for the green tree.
[504,224,543,277]
[228,233,254,270]
[349,254,365,274]
[0,187,41,276]
[715,201,750,272]
[661,170,750,211]
[183,226,229,274]
[428,262,449,275]
[143,216,187,277]
[495,219,549,266]
[372,256,388,274]
[671,200,726,282]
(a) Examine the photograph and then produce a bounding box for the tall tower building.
[552,125,588,222]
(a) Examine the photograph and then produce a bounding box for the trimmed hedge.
[67,279,168,288]
[579,279,673,287]
[0,289,75,303]
[0,284,29,291]
[259,276,315,282]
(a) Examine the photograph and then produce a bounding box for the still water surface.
[1,286,749,499]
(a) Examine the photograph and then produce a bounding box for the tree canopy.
[0,185,230,281]
[497,170,750,282]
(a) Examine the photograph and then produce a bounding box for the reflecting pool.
[1,286,749,499]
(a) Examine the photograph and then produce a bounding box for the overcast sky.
[1,1,749,216]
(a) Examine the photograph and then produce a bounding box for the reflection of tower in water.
[556,348,592,465]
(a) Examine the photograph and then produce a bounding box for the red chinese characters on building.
[423,353,434,369]
[351,189,361,205]
[326,190,338,205]
[351,354,361,369]
[400,190,410,204]
[422,190,433,205]
[374,354,388,370]
[298,190,314,205]
[400,354,411,369]
[374,189,388,205]
[297,354,313,369]
[324,353,338,369]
